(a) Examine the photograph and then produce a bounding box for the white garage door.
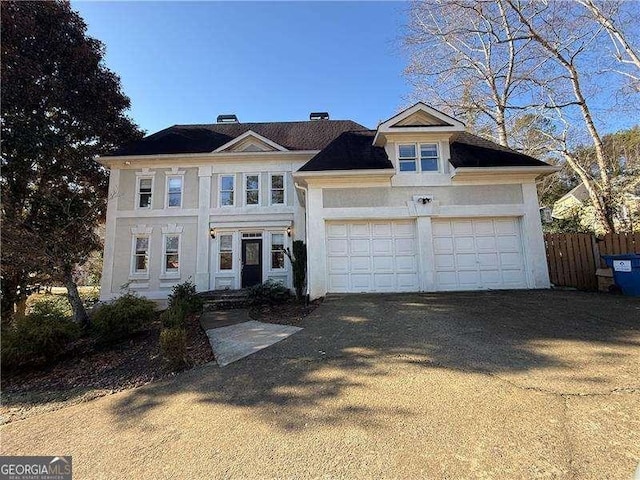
[326,220,419,293]
[433,217,527,291]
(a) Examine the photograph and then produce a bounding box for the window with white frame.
[245,174,260,205]
[270,174,285,205]
[271,233,285,269]
[132,236,149,274]
[137,177,153,209]
[166,176,183,207]
[398,143,440,173]
[163,234,180,275]
[220,175,235,207]
[219,234,233,270]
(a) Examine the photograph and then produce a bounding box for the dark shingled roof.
[298,130,392,172]
[298,130,550,172]
[450,132,549,168]
[105,120,366,156]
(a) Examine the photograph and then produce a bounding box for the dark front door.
[241,239,262,288]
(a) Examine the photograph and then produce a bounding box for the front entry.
[241,238,262,288]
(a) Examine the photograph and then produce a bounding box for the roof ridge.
[173,119,363,128]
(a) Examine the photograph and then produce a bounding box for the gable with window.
[398,143,440,173]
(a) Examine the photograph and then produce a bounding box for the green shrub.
[168,280,203,314]
[247,279,291,305]
[91,293,156,344]
[1,305,80,368]
[160,305,186,329]
[160,327,187,370]
[27,295,72,317]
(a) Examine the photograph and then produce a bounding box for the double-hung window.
[398,143,440,173]
[166,176,183,208]
[271,233,285,269]
[245,174,260,206]
[219,234,233,270]
[137,177,153,209]
[270,174,285,205]
[132,236,149,274]
[163,235,180,275]
[220,175,235,207]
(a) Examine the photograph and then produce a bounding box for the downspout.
[294,182,310,298]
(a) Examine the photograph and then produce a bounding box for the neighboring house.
[552,182,640,233]
[98,102,558,301]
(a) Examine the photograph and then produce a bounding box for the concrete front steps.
[198,289,249,311]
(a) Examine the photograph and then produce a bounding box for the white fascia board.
[451,165,561,181]
[212,130,289,153]
[292,169,395,179]
[96,150,320,167]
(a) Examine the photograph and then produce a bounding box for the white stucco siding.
[116,167,199,211]
[322,185,523,208]
[106,216,199,300]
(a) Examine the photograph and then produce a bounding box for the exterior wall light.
[209,226,216,239]
[286,226,292,237]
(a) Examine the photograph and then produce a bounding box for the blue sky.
[72,1,410,134]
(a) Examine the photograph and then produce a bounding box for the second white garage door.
[326,220,419,293]
[432,217,527,291]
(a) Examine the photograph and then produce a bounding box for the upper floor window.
[270,174,285,205]
[245,174,260,206]
[220,175,235,207]
[137,177,153,209]
[166,176,183,207]
[398,143,440,173]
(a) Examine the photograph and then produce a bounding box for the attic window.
[398,143,440,173]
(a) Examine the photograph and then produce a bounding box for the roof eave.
[451,165,560,181]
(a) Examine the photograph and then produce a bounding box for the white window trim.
[130,234,151,279]
[135,174,155,210]
[243,173,261,207]
[269,173,286,206]
[160,233,181,279]
[396,142,442,174]
[269,231,287,272]
[218,233,235,272]
[165,174,185,209]
[219,174,236,208]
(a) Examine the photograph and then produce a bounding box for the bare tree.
[404,0,544,147]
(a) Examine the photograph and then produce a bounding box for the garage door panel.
[350,239,370,255]
[327,220,418,293]
[350,256,371,272]
[373,256,393,272]
[327,238,347,255]
[372,238,392,255]
[350,223,370,236]
[433,217,526,291]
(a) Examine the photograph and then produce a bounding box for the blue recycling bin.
[601,254,640,296]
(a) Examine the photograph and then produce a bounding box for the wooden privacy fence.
[544,233,640,290]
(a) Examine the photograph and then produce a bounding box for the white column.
[100,168,120,300]
[307,186,326,299]
[522,182,550,288]
[195,165,212,291]
[416,216,435,291]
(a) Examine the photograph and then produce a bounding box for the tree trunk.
[63,266,90,329]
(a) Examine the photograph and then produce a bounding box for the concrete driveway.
[2,290,639,479]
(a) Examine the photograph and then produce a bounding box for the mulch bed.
[0,314,213,424]
[248,299,321,327]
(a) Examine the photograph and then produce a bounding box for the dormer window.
[398,143,440,173]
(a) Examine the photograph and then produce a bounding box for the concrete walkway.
[201,310,302,366]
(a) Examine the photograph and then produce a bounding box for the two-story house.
[98,103,558,301]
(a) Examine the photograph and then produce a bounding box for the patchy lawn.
[1,314,213,424]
